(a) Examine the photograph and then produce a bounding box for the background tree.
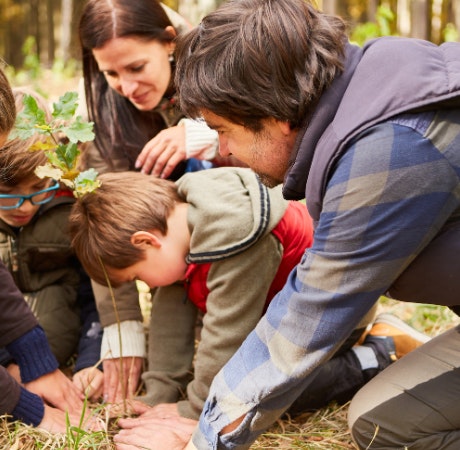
[0,0,458,76]
[320,0,458,43]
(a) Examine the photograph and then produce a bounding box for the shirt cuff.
[101,320,146,359]
[11,386,45,426]
[179,118,219,160]
[6,326,59,383]
[185,438,199,450]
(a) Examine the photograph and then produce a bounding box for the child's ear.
[130,231,162,250]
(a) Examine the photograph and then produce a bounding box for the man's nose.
[218,136,230,157]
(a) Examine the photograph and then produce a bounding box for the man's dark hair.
[175,0,347,131]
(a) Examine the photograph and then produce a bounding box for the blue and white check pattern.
[193,110,460,449]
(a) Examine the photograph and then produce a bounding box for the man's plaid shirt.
[193,110,460,449]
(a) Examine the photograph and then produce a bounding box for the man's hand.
[102,357,143,404]
[113,402,197,450]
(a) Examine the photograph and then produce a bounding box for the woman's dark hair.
[175,0,347,131]
[79,0,177,169]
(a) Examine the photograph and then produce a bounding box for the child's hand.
[39,404,104,434]
[102,357,143,404]
[73,367,104,401]
[114,402,196,450]
[25,369,84,413]
[6,362,20,383]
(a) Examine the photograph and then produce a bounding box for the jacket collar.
[283,37,460,222]
[282,42,362,201]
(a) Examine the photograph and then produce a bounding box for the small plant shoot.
[9,91,101,197]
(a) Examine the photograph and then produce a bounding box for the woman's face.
[93,34,175,111]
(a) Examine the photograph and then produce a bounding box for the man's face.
[201,110,298,188]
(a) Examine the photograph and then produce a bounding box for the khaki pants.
[349,325,460,449]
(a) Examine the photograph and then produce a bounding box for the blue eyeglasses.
[0,180,60,210]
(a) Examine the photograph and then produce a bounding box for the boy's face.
[108,231,189,289]
[0,177,52,227]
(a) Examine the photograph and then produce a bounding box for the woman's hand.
[135,125,186,178]
[38,404,103,434]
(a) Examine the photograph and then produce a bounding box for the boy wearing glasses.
[0,88,103,401]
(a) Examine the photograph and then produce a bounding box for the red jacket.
[185,201,313,313]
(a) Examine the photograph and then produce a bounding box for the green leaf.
[9,94,48,139]
[45,149,68,171]
[52,91,79,121]
[22,94,47,125]
[13,89,100,199]
[55,142,80,170]
[61,116,95,143]
[73,168,102,197]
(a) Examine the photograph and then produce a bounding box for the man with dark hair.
[113,0,460,448]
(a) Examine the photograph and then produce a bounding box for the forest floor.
[1,295,458,449]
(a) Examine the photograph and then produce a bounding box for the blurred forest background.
[0,0,459,89]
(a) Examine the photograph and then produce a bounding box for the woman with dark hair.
[77,0,221,407]
[78,0,218,179]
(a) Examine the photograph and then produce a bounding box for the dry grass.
[253,404,355,449]
[0,412,115,449]
[2,298,458,449]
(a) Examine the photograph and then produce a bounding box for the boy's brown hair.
[0,88,51,185]
[69,171,182,286]
[0,67,15,136]
[0,139,49,185]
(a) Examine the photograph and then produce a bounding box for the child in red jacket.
[70,168,374,420]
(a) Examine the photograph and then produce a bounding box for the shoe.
[364,313,431,362]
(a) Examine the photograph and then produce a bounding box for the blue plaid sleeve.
[193,111,460,449]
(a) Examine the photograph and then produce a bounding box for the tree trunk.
[178,0,224,25]
[411,0,431,40]
[46,0,55,66]
[367,0,379,22]
[60,0,72,62]
[452,0,460,30]
[321,0,338,15]
[397,0,411,36]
